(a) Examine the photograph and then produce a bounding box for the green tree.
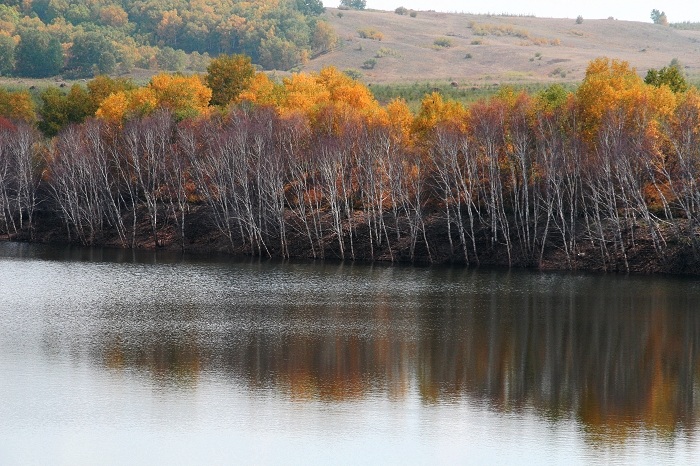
[258,36,301,71]
[38,87,70,136]
[67,32,117,78]
[156,46,187,72]
[340,0,366,10]
[206,54,256,106]
[38,85,94,136]
[0,35,15,76]
[651,9,668,25]
[15,29,63,78]
[645,64,688,93]
[296,0,325,16]
[538,83,570,109]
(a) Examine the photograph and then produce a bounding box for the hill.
[303,9,700,85]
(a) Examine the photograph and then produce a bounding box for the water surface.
[1,243,699,464]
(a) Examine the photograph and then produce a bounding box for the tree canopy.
[340,0,367,10]
[0,0,332,77]
[15,29,63,78]
[206,54,256,107]
[645,64,688,93]
[651,9,668,25]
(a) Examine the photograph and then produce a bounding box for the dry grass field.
[1,8,698,95]
[304,8,700,85]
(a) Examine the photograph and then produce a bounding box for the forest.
[0,0,332,76]
[0,56,699,273]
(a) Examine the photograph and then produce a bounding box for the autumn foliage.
[1,57,700,272]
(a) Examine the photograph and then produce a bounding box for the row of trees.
[0,58,698,271]
[0,0,334,77]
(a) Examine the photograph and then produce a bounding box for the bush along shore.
[2,59,700,275]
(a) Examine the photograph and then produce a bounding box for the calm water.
[1,242,700,464]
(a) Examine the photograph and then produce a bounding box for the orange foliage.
[99,5,129,28]
[95,92,129,122]
[282,72,330,115]
[96,73,212,122]
[278,67,383,129]
[238,72,283,107]
[576,57,675,143]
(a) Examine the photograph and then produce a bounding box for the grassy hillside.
[304,9,700,86]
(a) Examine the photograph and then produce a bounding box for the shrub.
[470,22,530,38]
[358,28,384,41]
[434,37,453,48]
[344,69,363,80]
[576,15,583,24]
[395,6,408,15]
[549,67,566,78]
[362,58,377,69]
[410,11,417,17]
[375,47,400,58]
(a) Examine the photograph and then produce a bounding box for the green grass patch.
[369,81,575,110]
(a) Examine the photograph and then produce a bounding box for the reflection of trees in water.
[104,335,201,388]
[100,303,204,388]
[96,275,700,438]
[417,278,700,441]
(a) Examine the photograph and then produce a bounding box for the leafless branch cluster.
[1,102,699,271]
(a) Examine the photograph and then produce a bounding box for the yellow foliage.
[577,58,641,136]
[576,57,677,145]
[384,98,414,144]
[97,73,212,122]
[96,92,129,122]
[412,92,467,138]
[148,73,212,115]
[280,67,383,131]
[238,72,283,107]
[282,72,330,115]
[87,75,136,110]
[357,27,384,41]
[129,87,158,115]
[0,89,35,122]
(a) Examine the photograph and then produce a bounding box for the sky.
[326,1,700,23]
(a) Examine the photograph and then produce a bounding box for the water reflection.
[86,264,700,442]
[2,242,700,448]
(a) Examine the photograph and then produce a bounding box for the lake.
[1,242,699,464]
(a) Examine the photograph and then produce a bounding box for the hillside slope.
[304,9,700,84]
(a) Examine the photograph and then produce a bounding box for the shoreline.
[7,205,699,277]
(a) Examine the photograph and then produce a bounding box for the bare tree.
[122,109,173,248]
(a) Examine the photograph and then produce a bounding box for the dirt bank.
[9,204,699,276]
